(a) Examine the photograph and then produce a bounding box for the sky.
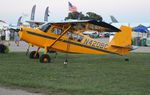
[0,0,150,25]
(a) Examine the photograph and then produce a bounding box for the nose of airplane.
[15,28,21,32]
[18,27,25,40]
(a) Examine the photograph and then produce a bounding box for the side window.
[67,32,74,40]
[67,31,84,42]
[52,28,62,35]
[77,35,84,42]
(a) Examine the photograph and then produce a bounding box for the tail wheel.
[29,51,39,59]
[40,54,51,63]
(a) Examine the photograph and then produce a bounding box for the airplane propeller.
[12,28,31,56]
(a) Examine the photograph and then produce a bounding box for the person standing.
[14,31,19,46]
[1,29,5,42]
[5,28,10,46]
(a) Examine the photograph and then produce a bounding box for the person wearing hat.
[14,31,19,46]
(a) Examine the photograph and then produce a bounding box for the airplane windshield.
[39,23,51,32]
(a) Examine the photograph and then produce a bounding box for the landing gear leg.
[54,52,57,58]
[34,47,40,58]
[29,47,40,59]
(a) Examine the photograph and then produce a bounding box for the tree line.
[65,12,103,21]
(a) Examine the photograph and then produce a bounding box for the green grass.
[0,52,150,95]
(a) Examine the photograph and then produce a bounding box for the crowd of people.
[0,28,19,46]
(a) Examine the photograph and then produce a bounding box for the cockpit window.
[39,23,51,32]
[52,28,62,35]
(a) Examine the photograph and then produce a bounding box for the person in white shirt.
[1,29,5,41]
[14,31,19,46]
[5,28,10,46]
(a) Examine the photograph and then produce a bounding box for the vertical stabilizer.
[44,6,49,22]
[31,5,36,21]
[30,5,36,27]
[110,15,118,23]
[17,16,22,26]
[108,26,132,55]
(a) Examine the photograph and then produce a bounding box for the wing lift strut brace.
[49,25,72,64]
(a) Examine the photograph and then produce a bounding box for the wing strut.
[49,25,72,48]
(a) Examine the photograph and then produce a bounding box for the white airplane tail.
[44,6,49,22]
[110,15,118,23]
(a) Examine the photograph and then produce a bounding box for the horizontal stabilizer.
[111,45,132,49]
[111,45,139,51]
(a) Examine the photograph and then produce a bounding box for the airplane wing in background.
[26,20,45,27]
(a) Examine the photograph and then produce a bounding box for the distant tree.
[65,12,81,20]
[86,12,103,21]
[65,12,103,21]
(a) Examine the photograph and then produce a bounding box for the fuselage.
[19,26,113,54]
[19,23,131,55]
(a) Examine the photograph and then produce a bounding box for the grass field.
[0,52,150,95]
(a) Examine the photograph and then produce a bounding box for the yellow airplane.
[18,20,132,63]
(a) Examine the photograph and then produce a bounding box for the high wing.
[47,20,120,48]
[49,20,121,32]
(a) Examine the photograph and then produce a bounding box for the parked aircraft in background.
[110,15,118,23]
[110,15,150,28]
[26,5,50,27]
[110,15,150,37]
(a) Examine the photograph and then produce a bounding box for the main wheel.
[39,54,51,63]
[29,51,39,59]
